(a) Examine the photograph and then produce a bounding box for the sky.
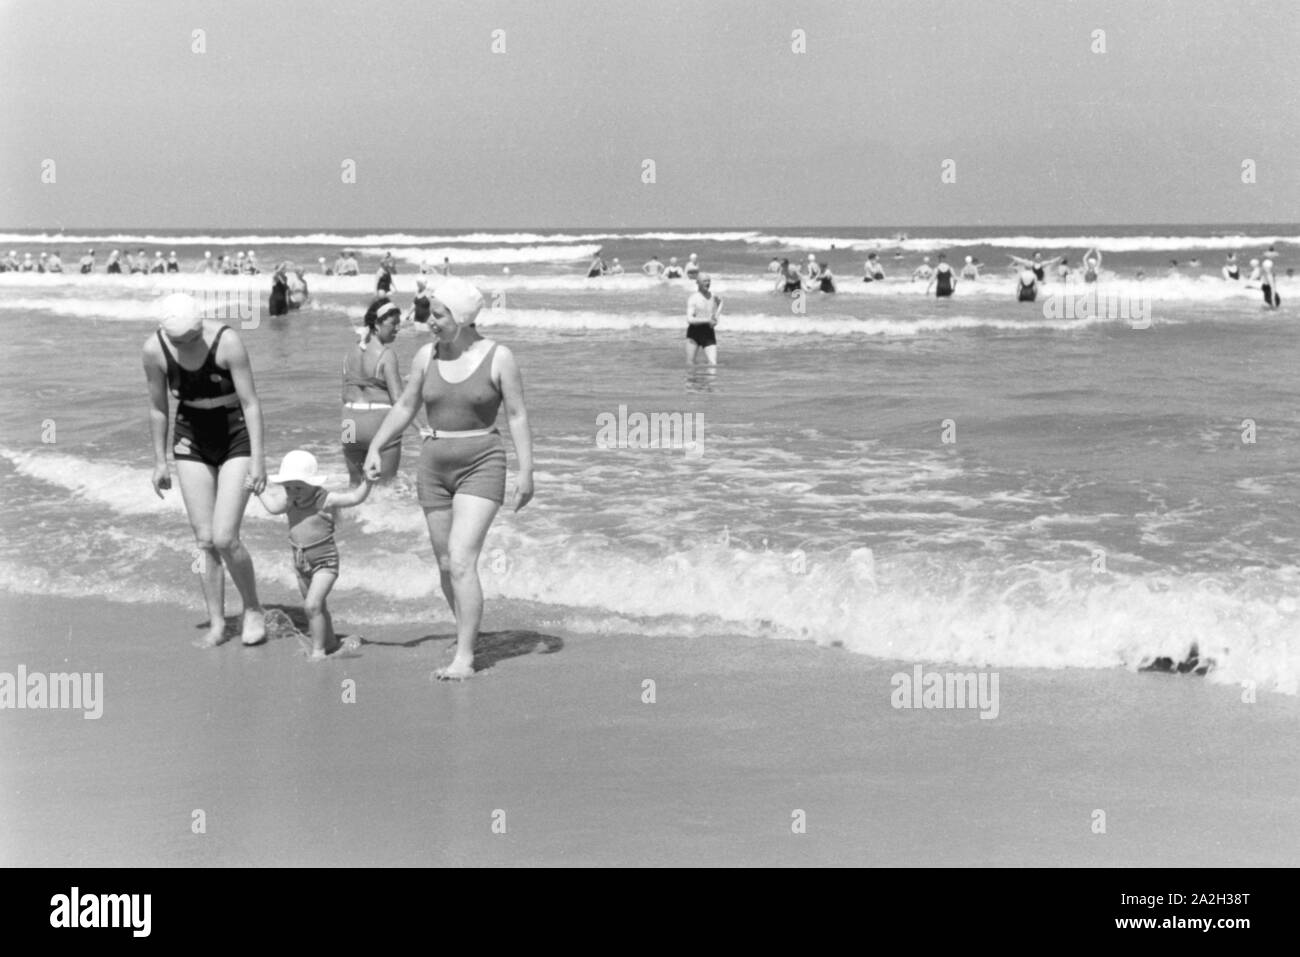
[1,0,1297,228]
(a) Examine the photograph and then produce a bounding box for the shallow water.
[1,226,1297,693]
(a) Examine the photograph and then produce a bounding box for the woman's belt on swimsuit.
[179,393,240,410]
[420,427,499,440]
[344,401,392,410]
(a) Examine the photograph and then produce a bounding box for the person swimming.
[802,253,821,282]
[166,251,180,273]
[1057,258,1071,282]
[608,258,624,275]
[927,254,956,297]
[375,261,394,295]
[1223,253,1240,280]
[684,253,701,280]
[817,262,837,293]
[960,255,979,281]
[142,293,268,648]
[912,256,933,282]
[864,253,886,281]
[288,267,308,309]
[1083,248,1101,283]
[1247,258,1261,283]
[363,278,535,680]
[1009,252,1061,282]
[78,249,94,274]
[664,256,683,279]
[643,256,664,278]
[587,251,607,278]
[780,259,802,294]
[1016,267,1037,302]
[268,263,291,316]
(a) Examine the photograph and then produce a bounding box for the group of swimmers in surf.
[142,279,534,678]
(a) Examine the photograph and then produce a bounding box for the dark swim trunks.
[687,323,717,347]
[1262,284,1280,307]
[173,405,252,466]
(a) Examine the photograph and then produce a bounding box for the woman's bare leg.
[175,460,226,647]
[426,495,499,680]
[211,456,264,645]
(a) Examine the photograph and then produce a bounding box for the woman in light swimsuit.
[342,297,409,485]
[142,293,267,648]
[365,279,534,680]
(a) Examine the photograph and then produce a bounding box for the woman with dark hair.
[341,297,410,485]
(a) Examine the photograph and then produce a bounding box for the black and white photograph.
[0,0,1296,901]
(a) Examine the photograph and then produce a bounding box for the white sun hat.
[269,449,328,486]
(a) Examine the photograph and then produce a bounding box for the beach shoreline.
[3,591,1297,867]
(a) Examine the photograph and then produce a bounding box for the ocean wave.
[0,230,765,247]
[750,233,1298,253]
[0,269,1277,307]
[2,524,1295,694]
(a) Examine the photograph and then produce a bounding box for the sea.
[1,226,1296,693]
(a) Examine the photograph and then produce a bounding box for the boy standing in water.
[250,450,372,659]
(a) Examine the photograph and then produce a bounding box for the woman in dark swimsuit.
[268,263,290,317]
[1016,268,1038,302]
[142,293,267,648]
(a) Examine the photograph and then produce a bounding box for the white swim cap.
[431,277,484,324]
[158,293,203,338]
[1263,259,1274,269]
[808,253,816,261]
[690,253,698,259]
[1250,259,1259,266]
[965,256,973,263]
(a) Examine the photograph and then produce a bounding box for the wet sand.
[2,592,1298,867]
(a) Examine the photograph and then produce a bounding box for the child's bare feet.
[192,621,229,649]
